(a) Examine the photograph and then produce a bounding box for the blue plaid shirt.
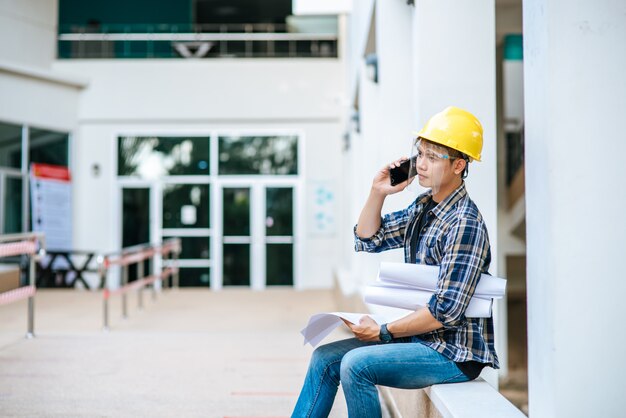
[354,182,499,368]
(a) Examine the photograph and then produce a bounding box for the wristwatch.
[379,323,394,343]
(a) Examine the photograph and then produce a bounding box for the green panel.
[178,267,210,287]
[223,244,250,286]
[122,188,150,247]
[162,184,210,229]
[504,34,523,61]
[266,244,293,286]
[122,188,150,282]
[59,0,193,26]
[4,177,23,234]
[266,187,293,236]
[163,236,210,259]
[223,188,250,236]
[0,122,22,170]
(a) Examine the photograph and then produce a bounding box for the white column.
[524,1,626,416]
[412,0,499,386]
[376,0,417,214]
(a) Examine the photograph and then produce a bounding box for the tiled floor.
[0,288,351,417]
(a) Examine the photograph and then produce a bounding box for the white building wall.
[53,59,345,289]
[0,0,57,69]
[346,0,375,99]
[348,0,418,287]
[53,60,343,122]
[524,1,626,416]
[0,0,83,131]
[375,0,416,230]
[0,65,83,130]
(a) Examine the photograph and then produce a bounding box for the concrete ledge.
[423,378,526,418]
[0,60,89,88]
[381,379,525,418]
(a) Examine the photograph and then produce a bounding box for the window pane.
[163,236,210,259]
[163,184,209,229]
[4,177,23,233]
[223,244,250,286]
[266,244,293,286]
[218,135,297,175]
[118,136,210,177]
[29,128,69,166]
[0,122,22,169]
[122,188,150,247]
[122,188,150,282]
[178,267,210,287]
[223,188,250,236]
[266,187,293,236]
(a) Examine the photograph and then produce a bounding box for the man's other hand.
[342,316,380,342]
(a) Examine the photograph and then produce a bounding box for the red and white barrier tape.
[143,267,177,286]
[107,250,153,267]
[103,267,177,299]
[101,242,180,269]
[0,240,37,258]
[0,285,36,306]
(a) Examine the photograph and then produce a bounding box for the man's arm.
[355,159,409,239]
[343,308,442,342]
[387,307,442,337]
[355,190,385,238]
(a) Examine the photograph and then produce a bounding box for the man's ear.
[453,158,467,176]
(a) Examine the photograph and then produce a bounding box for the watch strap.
[380,323,394,343]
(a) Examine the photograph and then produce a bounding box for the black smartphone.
[389,155,417,186]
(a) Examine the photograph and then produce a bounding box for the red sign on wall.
[30,163,73,251]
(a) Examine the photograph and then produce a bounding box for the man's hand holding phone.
[371,157,412,196]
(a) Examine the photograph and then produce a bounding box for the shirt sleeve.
[353,202,415,253]
[427,216,489,328]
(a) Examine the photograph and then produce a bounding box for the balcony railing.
[58,23,338,59]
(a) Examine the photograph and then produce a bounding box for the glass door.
[265,187,294,286]
[218,183,295,288]
[118,134,212,287]
[121,186,150,282]
[221,187,251,286]
[161,182,211,287]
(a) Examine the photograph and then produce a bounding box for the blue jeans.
[291,338,470,418]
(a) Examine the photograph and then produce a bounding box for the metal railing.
[98,239,181,331]
[58,23,338,59]
[0,233,46,338]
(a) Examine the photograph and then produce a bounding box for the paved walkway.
[0,288,350,417]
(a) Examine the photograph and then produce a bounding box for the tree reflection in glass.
[218,136,297,175]
[163,184,209,229]
[223,188,250,236]
[266,187,293,236]
[118,136,210,178]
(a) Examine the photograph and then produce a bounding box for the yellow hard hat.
[413,106,483,162]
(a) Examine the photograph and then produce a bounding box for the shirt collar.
[417,182,467,221]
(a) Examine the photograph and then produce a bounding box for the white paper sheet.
[363,284,493,318]
[378,262,506,299]
[300,312,392,347]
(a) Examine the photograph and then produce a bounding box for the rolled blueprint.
[378,262,506,299]
[363,283,493,318]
